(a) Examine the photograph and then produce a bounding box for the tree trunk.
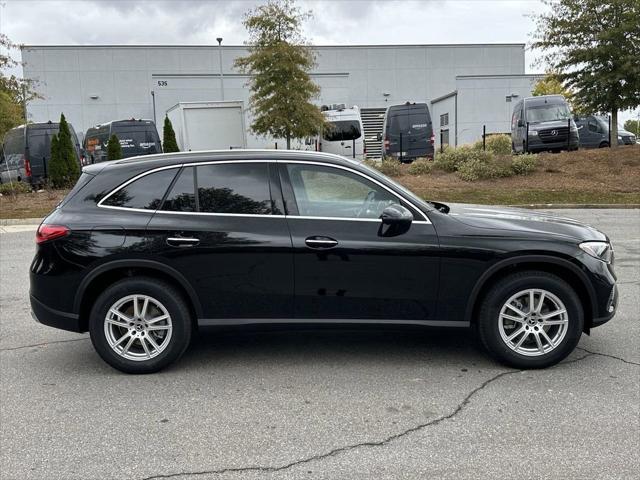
[611,110,618,149]
[286,134,291,150]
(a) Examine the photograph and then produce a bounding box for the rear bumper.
[30,294,84,333]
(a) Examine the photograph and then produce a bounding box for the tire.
[599,142,609,148]
[477,271,583,369]
[89,277,192,374]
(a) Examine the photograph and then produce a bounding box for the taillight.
[430,134,435,146]
[383,138,390,151]
[36,224,69,244]
[24,155,32,178]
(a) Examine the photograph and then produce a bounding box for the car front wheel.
[478,271,584,369]
[89,277,192,374]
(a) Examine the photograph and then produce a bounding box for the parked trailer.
[166,101,247,152]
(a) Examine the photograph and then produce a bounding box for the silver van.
[0,122,82,187]
[511,95,579,153]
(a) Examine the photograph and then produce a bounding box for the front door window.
[285,164,398,219]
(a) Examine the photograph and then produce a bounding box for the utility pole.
[217,37,224,101]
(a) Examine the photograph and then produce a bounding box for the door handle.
[167,237,200,247]
[305,236,338,249]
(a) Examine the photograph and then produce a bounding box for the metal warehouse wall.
[455,74,543,146]
[21,44,525,147]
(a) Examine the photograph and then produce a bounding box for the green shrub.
[407,158,433,175]
[107,134,122,160]
[511,154,537,175]
[473,134,512,155]
[163,115,180,153]
[434,145,476,172]
[48,113,80,188]
[0,181,31,195]
[456,154,512,182]
[364,159,402,176]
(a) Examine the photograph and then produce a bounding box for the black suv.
[30,150,617,373]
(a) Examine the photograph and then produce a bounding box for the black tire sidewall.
[89,277,192,374]
[479,272,584,369]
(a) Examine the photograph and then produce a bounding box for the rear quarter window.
[101,168,178,210]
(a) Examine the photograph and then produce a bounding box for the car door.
[279,161,440,322]
[146,160,294,321]
[587,119,601,148]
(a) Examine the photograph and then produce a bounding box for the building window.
[440,113,449,127]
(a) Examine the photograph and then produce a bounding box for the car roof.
[83,149,361,175]
[524,95,567,106]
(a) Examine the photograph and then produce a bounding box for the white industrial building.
[21,44,541,156]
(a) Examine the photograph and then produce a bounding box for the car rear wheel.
[89,277,192,374]
[477,271,583,369]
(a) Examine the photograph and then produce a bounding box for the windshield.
[323,120,362,141]
[526,104,571,123]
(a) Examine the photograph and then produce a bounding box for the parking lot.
[1,208,638,480]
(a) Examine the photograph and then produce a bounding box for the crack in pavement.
[140,353,596,480]
[0,337,88,352]
[576,346,640,366]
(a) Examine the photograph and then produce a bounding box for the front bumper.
[528,138,579,152]
[30,294,83,333]
[592,284,618,328]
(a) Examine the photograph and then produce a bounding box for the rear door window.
[113,126,161,157]
[162,167,196,212]
[102,168,178,210]
[196,163,272,215]
[3,128,24,155]
[27,132,55,162]
[323,120,362,141]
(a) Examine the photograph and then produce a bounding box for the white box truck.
[166,101,247,152]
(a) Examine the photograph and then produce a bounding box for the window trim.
[97,159,431,224]
[97,164,181,213]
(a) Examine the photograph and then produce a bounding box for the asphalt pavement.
[1,209,638,480]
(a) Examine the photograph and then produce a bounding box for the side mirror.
[376,132,382,141]
[380,203,413,225]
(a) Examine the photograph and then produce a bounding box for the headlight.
[579,241,613,263]
[529,130,538,136]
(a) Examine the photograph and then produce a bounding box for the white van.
[319,104,365,161]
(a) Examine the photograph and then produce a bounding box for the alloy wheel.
[498,288,569,357]
[104,294,173,361]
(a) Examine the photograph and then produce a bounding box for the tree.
[623,119,639,135]
[1,34,41,137]
[235,0,325,149]
[58,114,80,184]
[48,114,80,188]
[0,91,23,139]
[163,115,180,152]
[531,0,640,148]
[107,134,122,160]
[532,73,577,111]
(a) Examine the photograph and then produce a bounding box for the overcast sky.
[1,0,637,122]
[2,0,547,67]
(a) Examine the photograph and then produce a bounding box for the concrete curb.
[509,204,640,209]
[0,218,43,226]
